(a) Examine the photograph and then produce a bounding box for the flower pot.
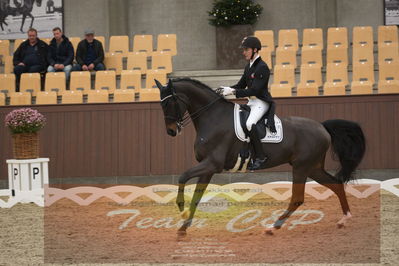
[12,132,39,159]
[216,24,253,69]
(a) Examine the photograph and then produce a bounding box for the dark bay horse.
[155,78,365,236]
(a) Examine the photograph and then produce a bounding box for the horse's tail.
[322,119,366,183]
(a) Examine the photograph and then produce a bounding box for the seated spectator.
[73,29,105,71]
[47,27,74,80]
[13,28,48,90]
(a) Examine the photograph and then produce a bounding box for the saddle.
[234,103,283,144]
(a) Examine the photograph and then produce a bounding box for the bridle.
[161,91,221,132]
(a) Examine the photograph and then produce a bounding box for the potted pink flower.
[5,108,46,159]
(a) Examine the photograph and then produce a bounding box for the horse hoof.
[176,231,187,239]
[264,228,275,235]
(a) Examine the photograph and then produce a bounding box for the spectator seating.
[95,71,116,93]
[45,72,66,93]
[157,34,177,56]
[302,28,323,48]
[278,29,298,51]
[36,91,57,104]
[151,51,173,73]
[114,89,135,103]
[275,47,297,67]
[3,56,13,74]
[133,35,153,55]
[0,92,5,106]
[327,27,348,48]
[104,53,123,75]
[120,70,141,90]
[70,71,91,92]
[353,26,373,48]
[145,69,167,89]
[13,39,25,52]
[9,92,31,105]
[0,40,10,62]
[109,35,129,56]
[297,64,322,96]
[0,74,15,93]
[139,89,160,101]
[254,30,275,52]
[323,63,348,96]
[87,89,109,103]
[60,90,83,104]
[20,73,41,96]
[270,65,295,97]
[259,49,272,68]
[127,52,148,74]
[69,37,81,54]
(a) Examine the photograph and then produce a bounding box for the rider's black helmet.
[239,36,262,50]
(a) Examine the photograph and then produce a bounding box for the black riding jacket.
[231,56,273,104]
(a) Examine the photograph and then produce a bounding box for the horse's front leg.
[20,15,26,32]
[175,159,217,213]
[29,13,34,29]
[177,174,212,236]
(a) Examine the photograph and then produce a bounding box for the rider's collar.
[250,54,260,68]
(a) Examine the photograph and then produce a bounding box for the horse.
[18,0,42,32]
[155,78,366,237]
[0,0,42,32]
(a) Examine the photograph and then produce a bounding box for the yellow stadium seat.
[127,52,148,74]
[104,53,123,75]
[36,91,57,105]
[109,35,129,56]
[4,55,13,74]
[114,89,136,103]
[272,64,295,86]
[139,89,160,102]
[70,71,91,92]
[351,81,373,95]
[145,69,167,89]
[301,46,322,66]
[299,64,322,86]
[254,30,275,52]
[13,39,25,53]
[120,70,141,90]
[0,92,5,106]
[0,74,16,93]
[270,83,292,97]
[379,61,399,81]
[378,25,398,46]
[133,35,153,55]
[326,46,348,66]
[95,36,106,51]
[45,72,66,93]
[275,47,297,66]
[0,39,10,62]
[352,62,375,83]
[378,44,399,64]
[327,27,348,48]
[157,34,177,56]
[325,63,348,85]
[378,80,399,94]
[9,92,31,105]
[20,73,41,96]
[42,38,52,45]
[353,26,373,48]
[278,29,298,50]
[87,89,109,103]
[259,49,272,68]
[60,90,83,104]
[95,71,116,92]
[302,28,323,48]
[323,82,346,96]
[352,46,374,65]
[69,37,81,54]
[297,82,319,96]
[324,63,347,96]
[151,51,173,73]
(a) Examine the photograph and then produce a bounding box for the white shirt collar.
[249,54,260,68]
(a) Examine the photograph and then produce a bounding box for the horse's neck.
[177,83,232,130]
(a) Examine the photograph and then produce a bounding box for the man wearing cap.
[72,29,105,71]
[218,36,275,171]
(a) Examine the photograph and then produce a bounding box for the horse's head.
[36,0,43,7]
[155,79,188,137]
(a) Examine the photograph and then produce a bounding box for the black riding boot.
[248,125,268,171]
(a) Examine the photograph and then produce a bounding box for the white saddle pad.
[233,103,283,143]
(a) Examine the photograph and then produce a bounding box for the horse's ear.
[154,79,164,91]
[167,79,173,89]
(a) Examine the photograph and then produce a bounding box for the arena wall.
[63,0,384,71]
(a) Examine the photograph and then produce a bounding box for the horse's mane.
[172,78,229,102]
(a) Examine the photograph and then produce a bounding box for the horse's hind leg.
[29,13,34,29]
[309,168,351,228]
[265,169,307,235]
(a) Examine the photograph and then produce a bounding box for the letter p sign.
[33,167,39,180]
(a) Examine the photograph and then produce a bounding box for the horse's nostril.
[167,129,176,136]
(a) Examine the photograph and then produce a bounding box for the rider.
[220,36,275,171]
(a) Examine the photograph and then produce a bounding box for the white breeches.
[246,98,270,131]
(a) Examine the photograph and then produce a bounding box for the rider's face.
[242,48,253,60]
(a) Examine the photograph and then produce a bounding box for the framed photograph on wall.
[0,0,63,40]
[385,0,399,25]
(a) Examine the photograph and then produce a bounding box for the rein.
[162,93,222,130]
